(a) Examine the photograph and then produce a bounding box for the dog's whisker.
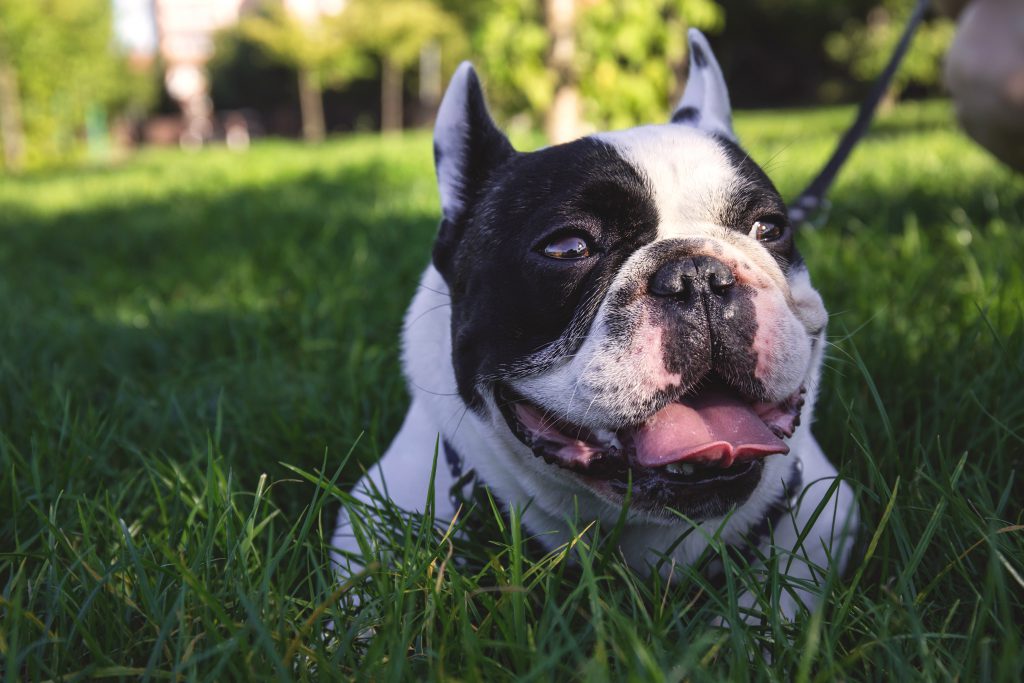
[417,283,451,297]
[409,380,460,397]
[578,393,603,431]
[445,404,472,442]
[565,353,603,423]
[407,302,452,328]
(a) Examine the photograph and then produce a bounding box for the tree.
[343,0,466,133]
[472,0,554,130]
[0,0,136,170]
[0,25,24,171]
[544,0,579,144]
[474,0,724,141]
[578,0,724,131]
[242,2,369,142]
[825,0,955,103]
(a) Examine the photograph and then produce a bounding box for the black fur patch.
[433,69,515,279]
[713,135,799,271]
[671,106,701,124]
[443,138,660,408]
[691,42,708,69]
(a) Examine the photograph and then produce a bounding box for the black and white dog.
[334,30,858,616]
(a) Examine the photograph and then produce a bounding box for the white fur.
[598,125,739,236]
[672,29,736,141]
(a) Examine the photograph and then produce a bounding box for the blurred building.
[154,0,247,145]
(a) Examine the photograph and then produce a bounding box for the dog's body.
[334,31,858,617]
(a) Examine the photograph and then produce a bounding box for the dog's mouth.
[497,378,805,514]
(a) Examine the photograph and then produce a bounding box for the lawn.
[1,101,1022,680]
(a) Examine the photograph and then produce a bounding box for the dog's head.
[416,31,827,526]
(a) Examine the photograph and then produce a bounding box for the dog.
[333,30,858,618]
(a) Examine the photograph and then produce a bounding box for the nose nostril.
[680,259,698,280]
[649,255,735,299]
[649,259,696,298]
[708,264,736,293]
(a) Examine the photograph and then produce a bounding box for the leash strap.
[788,0,932,226]
[443,439,480,512]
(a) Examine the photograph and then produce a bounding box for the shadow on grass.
[0,161,439,513]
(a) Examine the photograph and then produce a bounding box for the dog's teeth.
[666,463,696,475]
[594,429,622,451]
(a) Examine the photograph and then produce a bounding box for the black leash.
[788,0,932,226]
[443,439,481,512]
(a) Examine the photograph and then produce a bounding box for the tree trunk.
[381,58,403,133]
[297,67,325,143]
[0,55,25,172]
[544,0,581,144]
[668,17,688,109]
[418,42,442,125]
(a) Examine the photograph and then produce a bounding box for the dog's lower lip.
[609,459,763,491]
[496,381,801,491]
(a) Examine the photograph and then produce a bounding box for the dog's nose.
[649,255,736,299]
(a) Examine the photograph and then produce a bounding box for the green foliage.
[1,103,1023,678]
[825,1,955,98]
[0,0,153,168]
[240,1,371,89]
[473,0,554,122]
[344,0,467,71]
[475,0,724,130]
[241,0,465,87]
[578,0,724,129]
[208,26,298,111]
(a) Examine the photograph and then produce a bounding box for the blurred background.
[0,0,957,171]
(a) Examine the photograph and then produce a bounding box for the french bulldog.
[333,30,858,617]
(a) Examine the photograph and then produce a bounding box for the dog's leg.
[331,399,456,573]
[767,436,859,619]
[716,438,856,632]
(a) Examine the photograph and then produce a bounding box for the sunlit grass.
[1,100,1022,680]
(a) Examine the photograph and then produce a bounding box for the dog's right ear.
[432,63,514,280]
[670,30,736,142]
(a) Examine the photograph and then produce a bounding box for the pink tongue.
[633,385,788,468]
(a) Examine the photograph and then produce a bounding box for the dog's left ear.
[434,62,514,224]
[432,62,514,281]
[670,29,736,142]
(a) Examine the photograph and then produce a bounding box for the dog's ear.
[432,62,514,282]
[434,62,514,224]
[670,29,736,142]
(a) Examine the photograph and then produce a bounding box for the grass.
[1,100,1022,680]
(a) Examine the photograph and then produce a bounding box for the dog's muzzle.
[496,376,805,517]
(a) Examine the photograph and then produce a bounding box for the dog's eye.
[542,234,591,260]
[752,218,786,242]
